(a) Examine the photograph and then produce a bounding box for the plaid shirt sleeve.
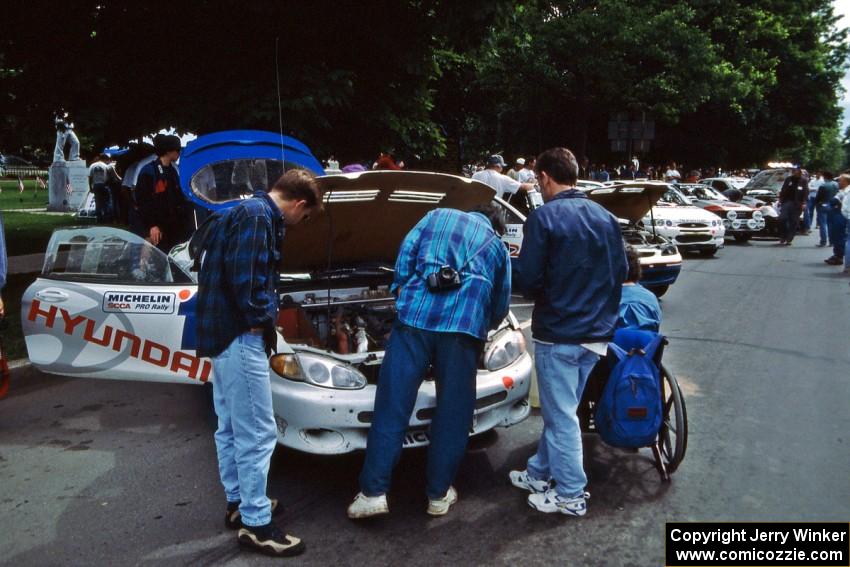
[225,214,276,327]
[390,212,429,296]
[489,248,511,329]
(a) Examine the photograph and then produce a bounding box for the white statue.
[53,113,81,163]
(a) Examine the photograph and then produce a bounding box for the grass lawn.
[1,211,94,360]
[2,211,95,256]
[2,272,35,360]
[0,180,50,210]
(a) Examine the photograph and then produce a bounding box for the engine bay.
[277,286,397,355]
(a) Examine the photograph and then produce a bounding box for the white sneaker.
[509,470,551,494]
[527,488,589,516]
[347,492,389,519]
[426,486,458,516]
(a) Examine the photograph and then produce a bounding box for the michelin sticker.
[102,292,176,314]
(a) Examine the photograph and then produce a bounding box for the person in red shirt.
[374,151,401,170]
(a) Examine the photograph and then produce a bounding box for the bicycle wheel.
[658,364,687,474]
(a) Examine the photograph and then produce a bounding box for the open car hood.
[582,183,668,223]
[280,171,496,272]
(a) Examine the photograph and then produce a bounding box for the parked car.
[700,176,750,194]
[642,197,725,256]
[674,183,764,242]
[739,169,792,239]
[21,132,532,455]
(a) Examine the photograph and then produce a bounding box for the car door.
[21,227,210,384]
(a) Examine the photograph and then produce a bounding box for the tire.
[650,285,669,298]
[733,234,751,243]
[658,364,687,475]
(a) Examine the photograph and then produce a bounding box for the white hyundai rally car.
[22,169,532,455]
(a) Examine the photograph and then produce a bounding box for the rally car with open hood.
[673,183,764,242]
[21,130,532,455]
[583,182,683,297]
[515,181,682,297]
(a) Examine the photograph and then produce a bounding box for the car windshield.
[745,169,788,193]
[191,159,287,203]
[660,188,691,206]
[42,227,194,284]
[680,185,728,201]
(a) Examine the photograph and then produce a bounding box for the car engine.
[277,288,397,354]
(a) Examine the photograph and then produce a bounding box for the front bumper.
[722,218,765,235]
[671,233,724,251]
[640,262,682,288]
[677,240,723,252]
[269,351,533,454]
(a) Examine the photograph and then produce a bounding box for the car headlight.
[661,244,678,256]
[483,329,527,371]
[727,210,737,220]
[711,220,717,227]
[655,219,665,227]
[753,210,763,221]
[665,220,673,227]
[270,352,367,390]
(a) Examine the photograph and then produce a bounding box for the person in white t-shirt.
[517,158,537,184]
[472,155,535,201]
[89,154,111,223]
[506,158,524,180]
[664,162,681,182]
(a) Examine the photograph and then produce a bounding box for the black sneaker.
[225,499,282,529]
[238,522,305,557]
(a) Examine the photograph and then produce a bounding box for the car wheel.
[733,234,751,243]
[650,285,669,298]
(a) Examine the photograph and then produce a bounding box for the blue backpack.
[595,334,664,448]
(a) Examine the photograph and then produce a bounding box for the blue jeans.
[92,183,110,223]
[359,323,481,500]
[779,201,801,242]
[527,342,600,498]
[804,195,817,230]
[845,219,850,267]
[828,209,846,259]
[816,205,829,245]
[211,332,277,527]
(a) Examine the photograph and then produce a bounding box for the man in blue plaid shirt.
[197,169,321,558]
[348,204,511,519]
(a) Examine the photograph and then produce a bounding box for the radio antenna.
[275,36,286,168]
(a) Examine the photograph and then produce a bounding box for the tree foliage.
[0,1,847,170]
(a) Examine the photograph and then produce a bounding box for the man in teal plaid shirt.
[348,204,511,519]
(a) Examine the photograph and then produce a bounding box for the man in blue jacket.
[348,204,511,519]
[197,169,321,557]
[510,147,627,516]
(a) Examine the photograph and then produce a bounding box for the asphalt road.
[1,232,849,566]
